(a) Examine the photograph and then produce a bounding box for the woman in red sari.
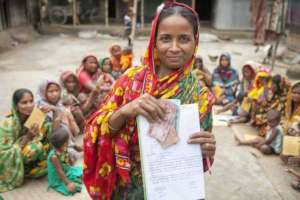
[83,2,216,199]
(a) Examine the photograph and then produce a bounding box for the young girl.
[235,109,284,155]
[37,80,80,137]
[47,126,82,196]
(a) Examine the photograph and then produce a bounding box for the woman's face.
[156,15,196,71]
[65,75,77,92]
[258,76,269,86]
[16,93,34,116]
[220,56,229,68]
[194,58,203,70]
[292,84,300,103]
[111,46,122,59]
[46,84,61,105]
[84,56,98,74]
[243,66,253,81]
[102,59,112,73]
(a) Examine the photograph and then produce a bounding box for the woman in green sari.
[0,89,53,192]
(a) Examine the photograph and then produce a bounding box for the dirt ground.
[0,34,299,200]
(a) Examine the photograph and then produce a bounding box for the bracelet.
[108,121,119,132]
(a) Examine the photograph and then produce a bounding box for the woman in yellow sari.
[248,67,274,136]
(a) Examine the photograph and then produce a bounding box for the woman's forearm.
[108,107,127,133]
[81,92,98,114]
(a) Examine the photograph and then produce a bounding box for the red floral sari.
[83,2,214,199]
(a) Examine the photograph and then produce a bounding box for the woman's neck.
[156,65,175,79]
[19,113,29,124]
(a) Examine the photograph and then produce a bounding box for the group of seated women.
[0,45,133,194]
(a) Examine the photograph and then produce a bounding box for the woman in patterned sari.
[283,81,300,136]
[0,89,52,192]
[83,2,215,200]
[212,53,239,105]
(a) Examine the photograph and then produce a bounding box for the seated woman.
[216,61,256,118]
[212,53,239,105]
[284,81,300,136]
[0,89,53,192]
[77,55,115,116]
[192,56,212,87]
[271,74,291,116]
[281,82,300,166]
[248,67,284,136]
[83,3,216,199]
[60,71,114,129]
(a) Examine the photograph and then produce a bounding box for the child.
[120,46,133,73]
[235,109,284,155]
[286,168,300,192]
[47,126,82,196]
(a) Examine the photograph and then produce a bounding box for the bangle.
[108,121,119,132]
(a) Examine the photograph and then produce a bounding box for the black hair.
[267,109,281,121]
[156,5,199,39]
[236,92,245,103]
[50,125,70,149]
[272,74,282,94]
[13,88,33,106]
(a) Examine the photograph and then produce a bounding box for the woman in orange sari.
[83,2,215,199]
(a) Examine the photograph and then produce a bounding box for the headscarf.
[99,57,110,70]
[240,61,257,94]
[38,79,61,105]
[60,71,79,87]
[60,71,80,104]
[76,54,100,78]
[76,55,101,93]
[248,66,272,100]
[83,2,214,199]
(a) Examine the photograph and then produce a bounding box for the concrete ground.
[0,34,299,200]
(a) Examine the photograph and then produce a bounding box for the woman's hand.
[40,104,59,113]
[27,123,39,139]
[121,93,167,123]
[67,182,76,192]
[187,132,216,159]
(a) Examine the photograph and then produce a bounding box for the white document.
[137,103,205,200]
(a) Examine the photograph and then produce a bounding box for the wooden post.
[192,0,196,9]
[72,0,78,25]
[141,0,144,29]
[105,0,109,27]
[130,0,138,39]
